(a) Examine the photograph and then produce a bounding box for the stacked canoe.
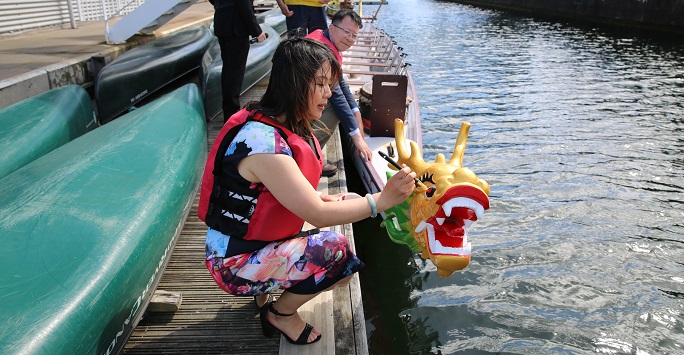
[0,84,207,355]
[95,25,213,124]
[0,15,284,353]
[0,85,96,179]
[256,8,287,36]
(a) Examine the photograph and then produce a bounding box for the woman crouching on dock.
[198,38,416,345]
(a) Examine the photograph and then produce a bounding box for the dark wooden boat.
[0,85,97,179]
[199,24,279,121]
[95,25,212,124]
[0,84,207,355]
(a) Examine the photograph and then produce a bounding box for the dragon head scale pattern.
[381,119,490,277]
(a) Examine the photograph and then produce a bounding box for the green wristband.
[365,193,377,218]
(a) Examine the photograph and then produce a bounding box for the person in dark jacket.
[210,0,267,122]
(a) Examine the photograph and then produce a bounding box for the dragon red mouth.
[415,185,489,257]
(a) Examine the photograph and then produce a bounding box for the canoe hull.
[200,24,279,121]
[95,26,212,124]
[0,85,96,179]
[257,8,287,36]
[0,84,207,355]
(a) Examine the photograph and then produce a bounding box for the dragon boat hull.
[342,21,422,198]
[0,84,207,355]
[200,24,279,121]
[95,25,212,124]
[341,22,490,277]
[0,85,96,179]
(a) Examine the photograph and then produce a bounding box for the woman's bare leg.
[255,294,271,308]
[269,275,354,343]
[269,291,321,342]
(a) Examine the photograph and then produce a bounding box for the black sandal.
[259,301,322,345]
[253,293,273,311]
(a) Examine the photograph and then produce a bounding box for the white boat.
[342,21,491,277]
[342,21,422,198]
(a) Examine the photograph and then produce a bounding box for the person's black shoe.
[259,301,322,345]
[321,163,337,177]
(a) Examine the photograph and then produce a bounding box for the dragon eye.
[420,172,435,184]
[425,186,436,198]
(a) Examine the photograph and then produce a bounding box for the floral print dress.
[205,121,364,295]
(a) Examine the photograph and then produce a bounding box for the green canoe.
[95,25,212,124]
[200,24,279,121]
[257,8,287,36]
[0,85,96,180]
[0,84,207,355]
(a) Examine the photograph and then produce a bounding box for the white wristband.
[365,193,377,218]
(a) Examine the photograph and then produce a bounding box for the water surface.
[351,1,684,353]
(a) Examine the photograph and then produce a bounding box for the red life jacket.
[198,109,323,241]
[306,30,343,64]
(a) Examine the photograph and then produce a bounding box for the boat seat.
[344,68,403,76]
[352,43,392,49]
[345,61,392,68]
[344,53,393,60]
[369,74,408,137]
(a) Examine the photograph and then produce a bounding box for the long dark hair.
[247,38,342,138]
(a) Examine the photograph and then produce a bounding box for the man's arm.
[328,80,372,161]
[235,0,262,37]
[329,86,358,136]
[338,77,365,140]
[276,0,294,16]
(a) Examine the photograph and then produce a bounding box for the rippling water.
[351,1,684,353]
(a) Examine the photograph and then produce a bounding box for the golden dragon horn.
[394,119,427,170]
[449,122,471,167]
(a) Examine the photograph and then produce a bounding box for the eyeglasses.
[332,24,358,40]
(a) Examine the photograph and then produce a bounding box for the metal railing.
[78,0,147,22]
[0,0,146,34]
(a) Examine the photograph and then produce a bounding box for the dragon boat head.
[381,119,490,277]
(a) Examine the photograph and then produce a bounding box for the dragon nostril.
[425,186,436,198]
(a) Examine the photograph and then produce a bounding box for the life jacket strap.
[291,228,320,239]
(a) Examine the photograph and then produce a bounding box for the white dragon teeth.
[415,221,429,233]
[415,207,478,255]
[442,197,485,219]
[429,229,472,255]
[415,220,472,255]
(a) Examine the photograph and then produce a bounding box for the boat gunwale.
[343,21,422,196]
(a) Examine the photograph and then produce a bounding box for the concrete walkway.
[0,1,215,108]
